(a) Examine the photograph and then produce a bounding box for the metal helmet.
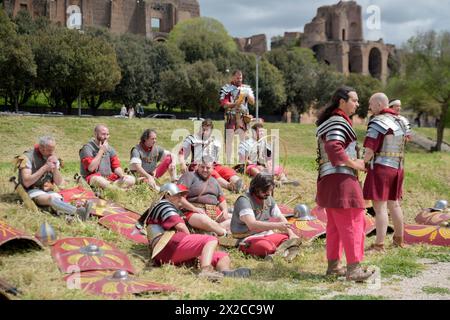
[159,183,188,197]
[294,204,316,221]
[111,270,129,281]
[35,221,57,246]
[432,200,448,211]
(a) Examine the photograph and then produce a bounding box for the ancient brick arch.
[368,47,382,79]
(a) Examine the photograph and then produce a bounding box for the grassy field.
[0,115,449,300]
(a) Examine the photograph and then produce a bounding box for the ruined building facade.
[272,1,397,83]
[3,0,200,40]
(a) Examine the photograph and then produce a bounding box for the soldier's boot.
[346,263,374,282]
[326,260,346,276]
[366,243,386,254]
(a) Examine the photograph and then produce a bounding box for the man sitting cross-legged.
[231,173,300,258]
[79,124,135,190]
[17,136,92,221]
[129,129,177,192]
[140,183,251,280]
[177,157,230,237]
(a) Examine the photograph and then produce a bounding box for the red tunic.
[363,109,404,201]
[316,110,365,209]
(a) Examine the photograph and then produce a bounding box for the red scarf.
[332,108,353,126]
[380,108,398,116]
[140,142,153,153]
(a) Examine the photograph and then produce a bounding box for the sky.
[198,0,450,48]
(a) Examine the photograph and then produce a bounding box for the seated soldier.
[17,136,92,221]
[178,119,244,193]
[140,183,251,280]
[129,129,177,191]
[177,157,230,237]
[238,123,297,186]
[79,124,135,190]
[231,173,300,258]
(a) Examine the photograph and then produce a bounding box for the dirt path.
[410,132,450,152]
[324,259,450,300]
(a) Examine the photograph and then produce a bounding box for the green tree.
[266,47,319,114]
[111,33,154,109]
[160,61,223,117]
[34,26,120,114]
[391,31,450,151]
[345,73,382,118]
[0,9,36,112]
[168,17,237,66]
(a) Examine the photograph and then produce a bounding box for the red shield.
[98,212,148,244]
[287,217,327,241]
[415,209,450,227]
[58,186,96,203]
[278,204,294,217]
[404,224,450,247]
[311,206,377,235]
[51,237,135,274]
[0,220,43,250]
[89,199,132,218]
[63,270,177,299]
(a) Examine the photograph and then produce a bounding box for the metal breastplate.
[190,135,219,163]
[318,140,357,178]
[368,114,408,169]
[316,116,358,178]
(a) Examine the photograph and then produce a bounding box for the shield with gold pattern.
[404,224,450,246]
[98,212,148,244]
[58,186,97,203]
[51,237,135,274]
[415,209,450,227]
[286,217,327,241]
[87,199,133,218]
[310,206,377,235]
[63,270,177,299]
[0,220,43,250]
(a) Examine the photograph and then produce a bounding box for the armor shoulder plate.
[316,116,356,141]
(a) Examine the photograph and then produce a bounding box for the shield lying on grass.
[286,217,327,241]
[98,212,148,244]
[88,199,132,218]
[51,237,135,274]
[0,220,43,250]
[415,209,450,227]
[404,224,450,247]
[58,186,96,203]
[63,270,177,299]
[311,206,377,235]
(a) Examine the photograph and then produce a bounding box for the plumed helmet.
[432,200,448,211]
[35,221,57,246]
[159,183,188,197]
[294,204,317,221]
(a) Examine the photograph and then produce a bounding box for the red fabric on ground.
[238,233,289,257]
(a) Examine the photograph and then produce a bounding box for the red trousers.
[239,233,289,257]
[326,208,366,265]
[154,154,173,179]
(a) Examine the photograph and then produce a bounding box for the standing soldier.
[220,70,255,163]
[316,86,373,281]
[363,93,411,252]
